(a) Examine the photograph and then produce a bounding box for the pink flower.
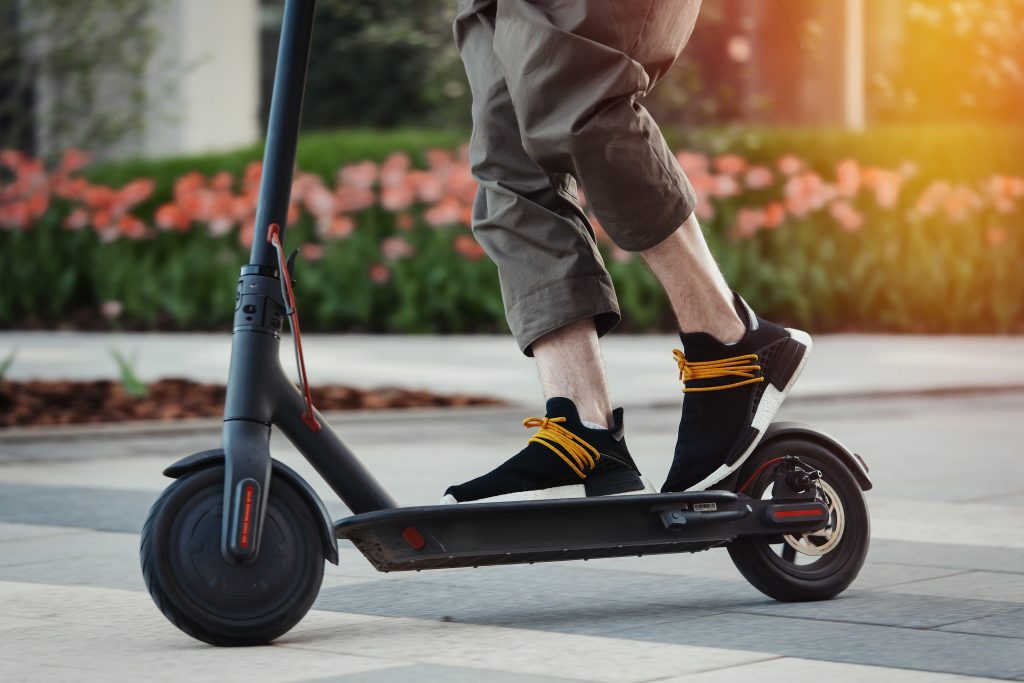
[379,152,411,187]
[381,236,415,260]
[836,159,860,197]
[338,161,377,190]
[380,185,414,212]
[776,155,803,176]
[829,200,864,232]
[713,154,748,176]
[301,242,325,262]
[735,207,765,238]
[744,165,774,190]
[676,151,709,175]
[424,197,463,227]
[100,300,123,320]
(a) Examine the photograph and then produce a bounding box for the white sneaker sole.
[684,328,813,492]
[440,476,657,505]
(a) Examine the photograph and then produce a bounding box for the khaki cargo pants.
[454,0,701,354]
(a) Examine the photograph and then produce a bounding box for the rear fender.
[759,422,872,492]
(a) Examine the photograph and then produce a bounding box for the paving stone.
[657,657,1004,683]
[875,571,1024,604]
[733,589,1022,629]
[307,663,583,683]
[936,609,1024,639]
[610,612,1024,680]
[0,482,151,533]
[869,539,1024,574]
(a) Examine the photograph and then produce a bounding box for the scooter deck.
[334,490,828,572]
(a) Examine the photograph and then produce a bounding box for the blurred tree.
[870,0,1024,124]
[261,0,470,131]
[0,0,163,158]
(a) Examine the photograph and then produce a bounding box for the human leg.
[443,0,649,503]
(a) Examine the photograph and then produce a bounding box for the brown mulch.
[0,379,504,428]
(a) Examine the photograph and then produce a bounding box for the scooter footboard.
[334,491,828,572]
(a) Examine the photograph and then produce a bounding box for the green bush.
[1,125,1022,335]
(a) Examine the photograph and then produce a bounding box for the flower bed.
[1,128,1022,334]
[0,378,503,428]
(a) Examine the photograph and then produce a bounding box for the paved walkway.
[2,332,1024,408]
[2,390,1023,681]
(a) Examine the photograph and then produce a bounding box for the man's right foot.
[441,397,654,504]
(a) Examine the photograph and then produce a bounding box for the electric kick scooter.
[140,0,872,646]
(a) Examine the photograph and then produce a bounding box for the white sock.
[581,419,608,431]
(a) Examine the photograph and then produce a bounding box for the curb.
[1,384,1022,445]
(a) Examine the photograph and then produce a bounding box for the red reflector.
[773,508,823,519]
[402,526,426,551]
[239,484,255,548]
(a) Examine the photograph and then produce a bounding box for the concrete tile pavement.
[1,392,1023,680]
[2,332,1024,408]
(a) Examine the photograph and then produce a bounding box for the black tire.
[140,465,325,646]
[727,436,870,602]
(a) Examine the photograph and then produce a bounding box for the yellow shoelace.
[673,349,765,393]
[523,416,601,479]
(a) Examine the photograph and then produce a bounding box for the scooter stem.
[220,0,396,564]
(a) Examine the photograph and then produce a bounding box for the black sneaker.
[441,397,653,504]
[662,293,812,492]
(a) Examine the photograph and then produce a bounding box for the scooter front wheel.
[727,436,870,601]
[140,465,324,646]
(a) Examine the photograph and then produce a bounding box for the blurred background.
[1,0,1022,337]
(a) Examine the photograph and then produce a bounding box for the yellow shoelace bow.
[673,348,764,393]
[523,416,601,479]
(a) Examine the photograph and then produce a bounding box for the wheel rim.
[752,459,857,576]
[166,484,312,622]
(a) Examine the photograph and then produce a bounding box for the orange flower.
[763,201,786,229]
[59,149,91,174]
[395,212,415,232]
[369,263,390,284]
[453,233,486,261]
[154,204,191,231]
[323,214,355,239]
[713,154,748,176]
[424,196,462,227]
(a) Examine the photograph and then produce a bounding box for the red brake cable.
[267,223,321,432]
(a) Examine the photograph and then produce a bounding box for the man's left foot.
[662,293,812,492]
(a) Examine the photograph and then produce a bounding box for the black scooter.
[140,0,871,647]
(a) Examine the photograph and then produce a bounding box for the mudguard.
[759,422,873,491]
[164,449,339,564]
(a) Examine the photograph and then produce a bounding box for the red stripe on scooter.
[240,483,255,548]
[773,508,823,519]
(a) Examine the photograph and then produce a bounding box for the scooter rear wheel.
[727,436,869,601]
[140,465,324,646]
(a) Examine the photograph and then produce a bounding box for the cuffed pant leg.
[455,0,620,356]
[492,0,701,252]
